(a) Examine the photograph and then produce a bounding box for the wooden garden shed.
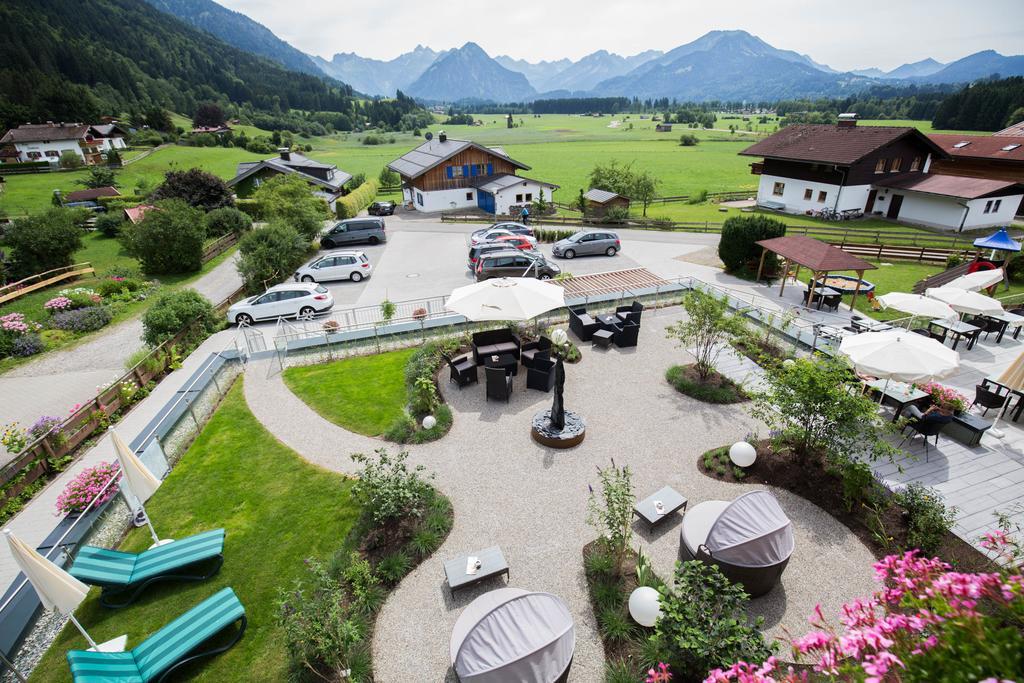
[583,188,630,216]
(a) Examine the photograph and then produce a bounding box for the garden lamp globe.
[628,586,662,627]
[551,328,569,347]
[729,441,757,468]
[422,415,437,430]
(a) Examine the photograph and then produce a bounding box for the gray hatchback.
[551,230,620,259]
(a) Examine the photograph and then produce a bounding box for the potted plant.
[916,381,968,415]
[55,461,120,517]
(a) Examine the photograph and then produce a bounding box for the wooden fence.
[0,284,246,508]
[201,232,239,263]
[0,263,96,304]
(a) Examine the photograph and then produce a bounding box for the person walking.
[520,205,530,225]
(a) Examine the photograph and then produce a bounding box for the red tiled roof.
[872,173,1024,199]
[995,121,1024,137]
[124,204,155,224]
[755,235,877,273]
[739,124,945,165]
[928,133,1024,162]
[65,186,120,202]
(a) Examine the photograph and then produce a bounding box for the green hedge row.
[235,198,263,220]
[97,194,146,208]
[335,179,379,219]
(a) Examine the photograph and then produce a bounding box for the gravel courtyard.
[243,306,879,682]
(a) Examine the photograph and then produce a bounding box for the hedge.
[97,194,146,208]
[717,215,787,279]
[335,179,379,219]
[235,198,263,220]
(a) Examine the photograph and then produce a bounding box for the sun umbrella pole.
[879,377,889,405]
[68,614,99,650]
[142,508,161,546]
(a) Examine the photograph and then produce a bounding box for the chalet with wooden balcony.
[739,115,1024,231]
[0,122,127,166]
[387,132,558,214]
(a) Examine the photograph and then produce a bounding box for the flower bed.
[55,461,120,515]
[666,364,747,404]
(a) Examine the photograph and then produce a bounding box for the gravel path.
[243,306,879,681]
[0,253,241,465]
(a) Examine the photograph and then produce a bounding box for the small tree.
[750,355,895,465]
[59,151,83,169]
[665,291,744,382]
[105,149,122,167]
[631,169,660,217]
[141,289,219,347]
[4,209,83,277]
[204,206,252,237]
[77,166,117,189]
[150,168,234,212]
[236,223,309,293]
[254,174,331,241]
[586,459,634,575]
[192,102,226,128]
[380,299,396,324]
[718,215,787,279]
[679,133,699,146]
[121,199,205,274]
[588,159,635,198]
[349,448,432,527]
[576,188,587,215]
[94,213,125,238]
[378,167,399,187]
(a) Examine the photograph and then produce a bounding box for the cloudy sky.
[220,0,1022,72]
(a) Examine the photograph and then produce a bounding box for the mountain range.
[113,0,1024,103]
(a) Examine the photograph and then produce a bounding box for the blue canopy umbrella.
[973,228,1021,253]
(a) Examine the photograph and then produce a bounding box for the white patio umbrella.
[925,287,1003,316]
[839,329,960,405]
[445,278,565,322]
[111,430,169,547]
[3,529,97,649]
[876,293,957,322]
[945,269,1005,292]
[987,352,1024,439]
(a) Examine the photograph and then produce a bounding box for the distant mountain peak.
[406,42,535,102]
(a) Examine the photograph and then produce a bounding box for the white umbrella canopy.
[925,287,1004,316]
[876,293,957,320]
[446,278,565,322]
[839,329,960,383]
[945,269,1004,292]
[112,430,160,503]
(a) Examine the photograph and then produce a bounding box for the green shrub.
[120,199,205,274]
[679,134,699,146]
[96,277,143,298]
[4,209,83,278]
[96,194,145,209]
[204,206,252,238]
[895,483,956,554]
[837,458,877,512]
[349,448,432,527]
[655,561,775,680]
[592,578,623,614]
[141,289,219,347]
[687,189,709,204]
[361,134,384,145]
[236,222,310,294]
[598,606,636,643]
[60,151,83,169]
[254,174,330,241]
[336,179,379,219]
[665,364,746,404]
[376,551,411,584]
[718,214,787,279]
[602,205,630,223]
[409,527,441,559]
[150,168,234,211]
[584,544,616,578]
[234,198,262,220]
[94,213,125,238]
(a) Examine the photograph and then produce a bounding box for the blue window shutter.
[446,166,453,179]
[463,165,469,177]
[487,163,493,175]
[470,164,477,177]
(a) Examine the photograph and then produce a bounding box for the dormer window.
[909,156,922,172]
[889,158,901,173]
[953,141,971,149]
[327,169,334,179]
[1001,144,1021,152]
[874,159,886,174]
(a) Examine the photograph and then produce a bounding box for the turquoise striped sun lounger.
[70,529,225,608]
[67,587,246,683]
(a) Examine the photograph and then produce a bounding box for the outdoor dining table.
[983,311,1024,343]
[865,379,930,422]
[850,318,893,333]
[805,286,843,311]
[928,319,982,351]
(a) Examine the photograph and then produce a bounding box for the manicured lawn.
[29,378,359,683]
[283,348,414,436]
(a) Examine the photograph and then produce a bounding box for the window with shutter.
[486,163,493,175]
[446,166,453,179]
[462,165,469,177]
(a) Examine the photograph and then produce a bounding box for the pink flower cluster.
[44,296,73,311]
[704,657,808,682]
[647,662,673,683]
[1,313,29,334]
[915,381,968,412]
[55,461,121,515]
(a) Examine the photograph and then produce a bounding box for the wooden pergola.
[755,235,878,312]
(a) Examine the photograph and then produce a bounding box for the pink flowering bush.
[44,296,74,312]
[55,461,121,515]
[1,313,30,334]
[914,381,968,413]
[705,531,1024,683]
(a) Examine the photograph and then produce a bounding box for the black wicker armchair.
[521,337,552,369]
[443,353,478,389]
[485,366,513,402]
[526,357,556,392]
[568,306,600,341]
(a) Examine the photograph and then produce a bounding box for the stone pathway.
[243,307,880,681]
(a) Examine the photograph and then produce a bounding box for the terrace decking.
[556,267,669,297]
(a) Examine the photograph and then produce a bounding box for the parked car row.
[466,222,620,282]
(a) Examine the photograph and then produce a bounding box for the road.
[0,253,242,466]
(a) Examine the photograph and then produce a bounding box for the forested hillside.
[0,0,355,129]
[932,77,1024,131]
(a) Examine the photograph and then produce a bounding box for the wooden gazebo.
[755,235,878,311]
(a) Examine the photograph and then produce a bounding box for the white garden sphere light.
[551,328,569,347]
[729,441,757,468]
[628,586,662,627]
[422,415,437,430]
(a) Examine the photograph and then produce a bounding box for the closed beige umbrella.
[998,352,1024,391]
[111,430,169,547]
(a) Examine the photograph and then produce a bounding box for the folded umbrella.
[112,430,168,547]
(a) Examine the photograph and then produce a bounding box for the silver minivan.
[552,230,621,259]
[320,217,387,248]
[294,251,373,283]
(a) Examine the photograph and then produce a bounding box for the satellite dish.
[425,132,433,141]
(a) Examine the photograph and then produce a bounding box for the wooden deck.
[558,267,670,298]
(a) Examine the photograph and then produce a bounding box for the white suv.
[227,283,334,325]
[294,251,372,283]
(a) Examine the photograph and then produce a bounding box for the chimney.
[438,131,447,143]
[837,112,858,128]
[278,147,291,161]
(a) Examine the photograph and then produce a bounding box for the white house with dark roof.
[0,122,127,165]
[227,149,352,209]
[387,132,558,214]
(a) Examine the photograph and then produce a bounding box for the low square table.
[944,412,992,447]
[592,328,614,348]
[484,353,518,376]
[596,314,620,331]
[633,486,687,528]
[444,546,510,594]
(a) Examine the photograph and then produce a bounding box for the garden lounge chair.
[899,405,953,461]
[568,307,599,342]
[521,337,552,369]
[612,321,639,348]
[526,357,556,392]
[615,301,643,325]
[680,491,794,597]
[66,587,246,683]
[485,366,512,403]
[69,529,225,608]
[444,353,478,389]
[972,384,1008,417]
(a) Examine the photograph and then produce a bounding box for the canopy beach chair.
[69,529,225,608]
[66,587,246,683]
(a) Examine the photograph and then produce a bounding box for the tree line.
[932,77,1024,131]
